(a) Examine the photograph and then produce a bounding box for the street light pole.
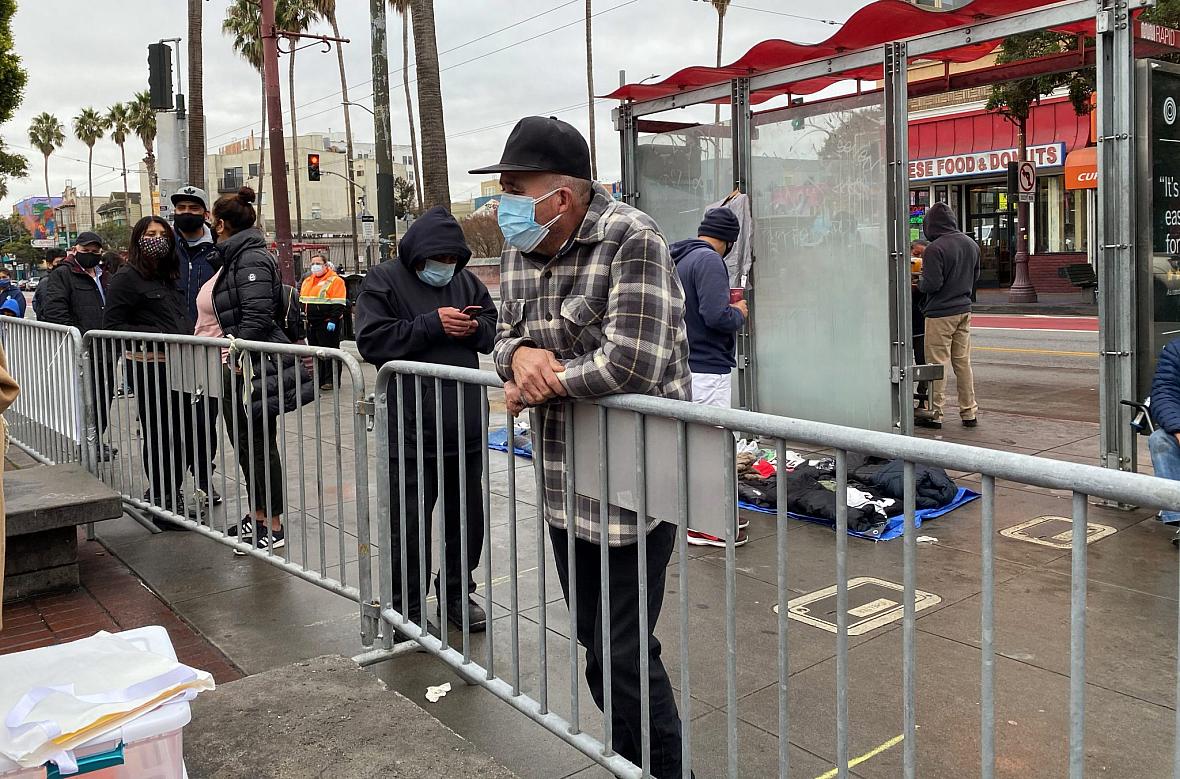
[261,0,295,284]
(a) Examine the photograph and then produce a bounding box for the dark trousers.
[306,321,342,385]
[92,350,116,437]
[185,397,219,492]
[387,449,485,618]
[128,361,185,503]
[221,367,284,517]
[550,522,684,779]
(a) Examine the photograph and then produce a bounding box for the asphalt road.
[967,315,1099,423]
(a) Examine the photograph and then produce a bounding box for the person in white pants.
[670,208,750,547]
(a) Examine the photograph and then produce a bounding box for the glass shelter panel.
[750,93,894,431]
[635,113,734,245]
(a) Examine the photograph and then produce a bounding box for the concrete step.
[184,654,518,778]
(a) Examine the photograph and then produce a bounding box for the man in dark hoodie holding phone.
[916,201,980,430]
[354,206,497,634]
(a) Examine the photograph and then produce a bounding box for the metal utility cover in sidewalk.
[999,515,1117,549]
[783,576,942,636]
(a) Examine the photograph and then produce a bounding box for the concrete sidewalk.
[76,396,1176,778]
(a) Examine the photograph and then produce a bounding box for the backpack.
[276,283,306,343]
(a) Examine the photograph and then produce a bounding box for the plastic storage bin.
[0,626,192,779]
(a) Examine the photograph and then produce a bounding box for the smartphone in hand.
[462,305,484,317]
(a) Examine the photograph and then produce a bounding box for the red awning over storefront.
[908,97,1092,163]
[607,0,1096,104]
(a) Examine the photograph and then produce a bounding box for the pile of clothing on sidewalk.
[736,443,976,540]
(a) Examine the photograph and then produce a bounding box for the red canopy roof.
[607,0,1093,105]
[909,96,1092,160]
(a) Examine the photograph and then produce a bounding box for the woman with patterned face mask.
[104,216,194,526]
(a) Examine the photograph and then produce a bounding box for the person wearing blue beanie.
[671,207,749,548]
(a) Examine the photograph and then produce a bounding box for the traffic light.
[147,43,174,111]
[307,153,321,181]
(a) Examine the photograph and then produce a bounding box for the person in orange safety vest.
[299,255,348,390]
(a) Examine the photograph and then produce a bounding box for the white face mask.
[310,263,325,277]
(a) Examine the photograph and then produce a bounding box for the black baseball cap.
[469,116,592,180]
[74,231,103,248]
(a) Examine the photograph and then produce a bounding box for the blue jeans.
[1149,428,1180,524]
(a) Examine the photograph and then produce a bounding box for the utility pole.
[261,0,294,284]
[370,0,396,260]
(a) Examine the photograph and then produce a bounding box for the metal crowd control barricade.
[371,359,1180,779]
[81,330,378,645]
[0,317,86,466]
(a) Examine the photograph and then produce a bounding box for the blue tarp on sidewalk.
[488,427,533,459]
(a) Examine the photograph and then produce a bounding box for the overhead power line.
[205,0,640,147]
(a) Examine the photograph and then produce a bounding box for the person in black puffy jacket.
[104,217,193,523]
[1149,339,1180,543]
[210,187,303,553]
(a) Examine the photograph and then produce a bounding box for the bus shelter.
[613,0,1167,472]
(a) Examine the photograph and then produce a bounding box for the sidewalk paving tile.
[0,530,243,686]
[915,568,1177,709]
[743,628,1171,779]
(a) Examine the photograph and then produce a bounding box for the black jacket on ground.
[848,454,958,510]
[103,264,193,339]
[918,203,980,319]
[39,260,108,334]
[355,207,496,458]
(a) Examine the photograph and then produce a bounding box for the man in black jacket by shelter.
[355,206,497,634]
[916,202,980,430]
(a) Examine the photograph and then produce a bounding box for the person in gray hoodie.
[916,202,980,429]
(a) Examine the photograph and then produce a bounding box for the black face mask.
[76,252,101,269]
[174,212,206,234]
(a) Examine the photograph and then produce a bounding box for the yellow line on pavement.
[974,346,1097,357]
[813,734,905,779]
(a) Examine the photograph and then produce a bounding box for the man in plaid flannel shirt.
[475,116,691,777]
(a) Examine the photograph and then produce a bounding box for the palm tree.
[128,92,157,210]
[223,0,267,231]
[390,0,423,209]
[73,108,108,226]
[410,0,450,210]
[28,113,65,201]
[107,103,133,224]
[585,0,597,178]
[278,0,318,239]
[188,0,205,186]
[316,0,359,262]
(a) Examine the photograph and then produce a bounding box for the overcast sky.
[1,0,871,209]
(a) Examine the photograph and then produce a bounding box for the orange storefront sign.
[1065,146,1097,190]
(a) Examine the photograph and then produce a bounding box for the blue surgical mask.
[309,263,325,277]
[417,259,456,288]
[497,189,561,253]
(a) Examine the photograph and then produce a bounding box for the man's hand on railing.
[511,346,567,406]
[504,380,527,417]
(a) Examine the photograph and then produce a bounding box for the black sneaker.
[227,516,254,539]
[437,597,487,633]
[144,490,199,522]
[233,525,285,555]
[962,418,978,428]
[915,417,943,430]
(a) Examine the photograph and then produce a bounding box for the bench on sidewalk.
[4,462,123,601]
[1057,263,1099,300]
